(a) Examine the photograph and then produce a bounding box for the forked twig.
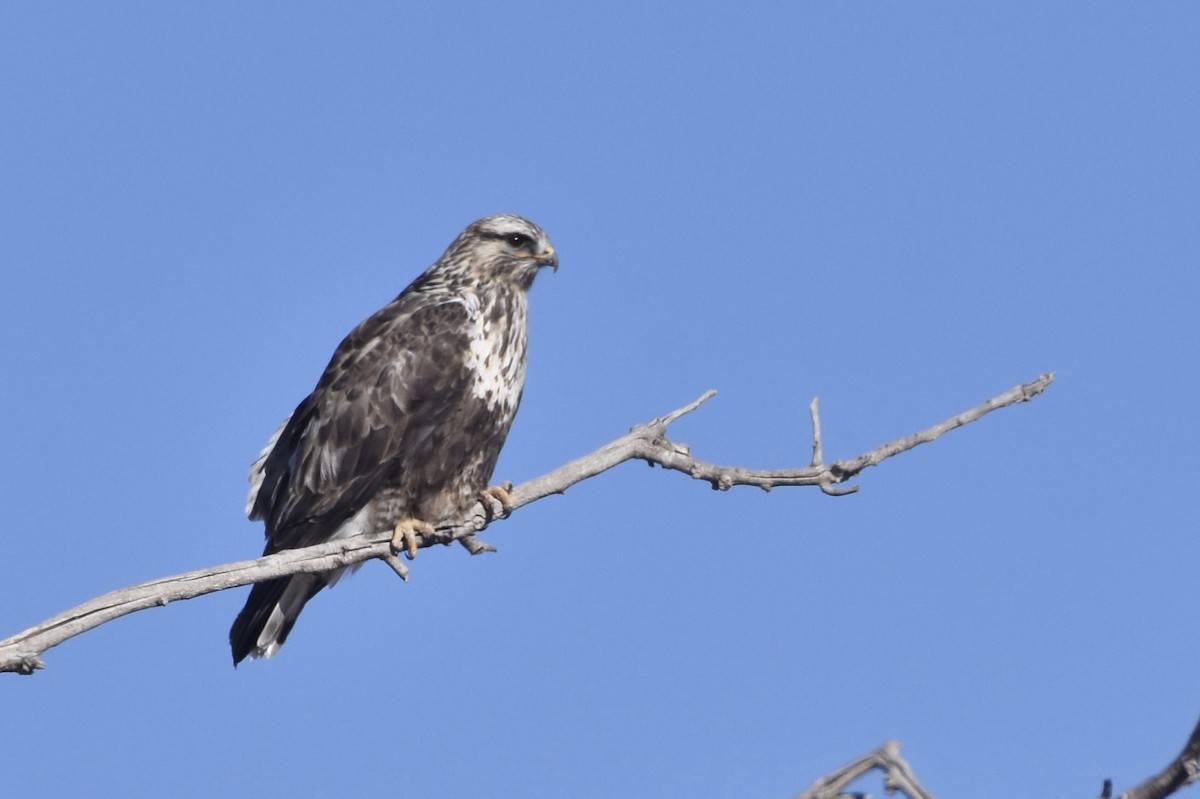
[794,740,935,799]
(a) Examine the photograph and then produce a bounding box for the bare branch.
[1116,715,1200,799]
[794,740,936,799]
[632,372,1054,494]
[0,373,1054,675]
[791,713,1200,799]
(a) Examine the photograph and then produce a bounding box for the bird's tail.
[229,574,325,665]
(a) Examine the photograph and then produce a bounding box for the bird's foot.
[390,518,435,561]
[480,483,514,522]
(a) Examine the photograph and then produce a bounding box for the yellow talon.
[482,485,514,519]
[390,518,435,560]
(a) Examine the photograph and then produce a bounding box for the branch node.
[794,739,935,799]
[10,653,45,676]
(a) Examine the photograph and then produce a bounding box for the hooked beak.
[536,245,558,272]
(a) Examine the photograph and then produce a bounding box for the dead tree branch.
[0,372,1054,675]
[1109,714,1200,799]
[792,714,1200,799]
[794,740,936,799]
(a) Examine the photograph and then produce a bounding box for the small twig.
[655,389,717,427]
[794,740,936,799]
[0,373,1054,675]
[809,397,823,467]
[458,535,498,556]
[381,552,410,582]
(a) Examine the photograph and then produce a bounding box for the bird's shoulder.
[318,285,475,391]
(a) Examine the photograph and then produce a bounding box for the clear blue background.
[3,3,1197,797]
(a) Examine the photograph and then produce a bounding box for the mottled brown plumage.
[230,215,556,664]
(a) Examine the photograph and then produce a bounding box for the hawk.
[229,215,557,664]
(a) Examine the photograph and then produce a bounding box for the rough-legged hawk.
[229,215,557,664]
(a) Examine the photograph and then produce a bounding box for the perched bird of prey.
[229,215,557,664]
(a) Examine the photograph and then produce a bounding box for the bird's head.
[438,215,558,289]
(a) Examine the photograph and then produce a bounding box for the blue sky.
[3,2,1198,797]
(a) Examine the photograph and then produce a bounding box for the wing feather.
[249,295,474,551]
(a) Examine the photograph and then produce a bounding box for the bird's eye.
[506,233,533,248]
